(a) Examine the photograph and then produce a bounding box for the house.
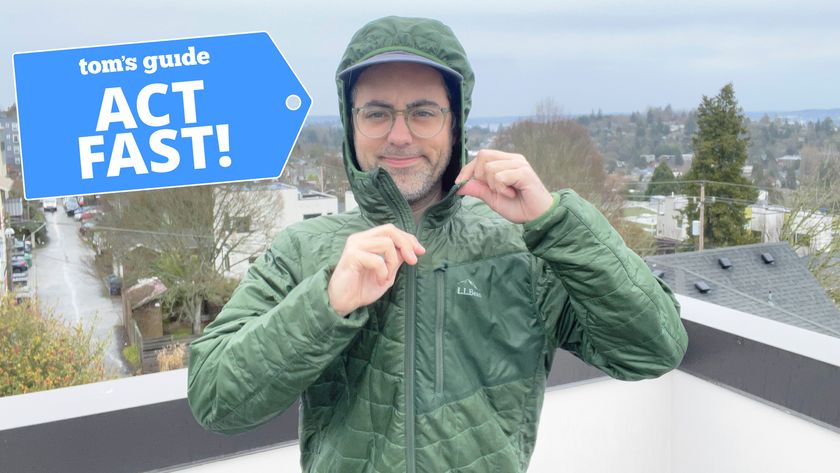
[622,195,689,241]
[0,109,21,177]
[775,154,801,168]
[123,277,167,340]
[216,182,339,279]
[652,195,689,241]
[750,205,835,255]
[646,242,840,338]
[749,204,787,242]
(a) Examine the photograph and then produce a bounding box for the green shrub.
[122,345,140,369]
[0,296,107,397]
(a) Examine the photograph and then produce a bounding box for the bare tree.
[494,99,654,255]
[780,145,840,306]
[212,182,285,274]
[97,182,283,334]
[494,99,606,203]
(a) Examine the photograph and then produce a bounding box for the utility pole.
[699,181,705,251]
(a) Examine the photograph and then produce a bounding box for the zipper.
[434,265,447,395]
[375,170,463,473]
[405,264,417,473]
[376,171,419,473]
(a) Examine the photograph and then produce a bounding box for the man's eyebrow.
[407,99,441,108]
[361,100,393,108]
[359,99,442,108]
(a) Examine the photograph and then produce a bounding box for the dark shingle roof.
[646,242,840,338]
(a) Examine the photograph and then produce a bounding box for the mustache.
[378,147,424,157]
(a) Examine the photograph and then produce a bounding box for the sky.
[2,0,839,117]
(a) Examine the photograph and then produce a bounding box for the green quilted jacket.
[187,16,689,473]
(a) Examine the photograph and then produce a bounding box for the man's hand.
[328,224,425,317]
[455,149,554,223]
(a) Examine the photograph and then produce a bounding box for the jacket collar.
[346,152,462,230]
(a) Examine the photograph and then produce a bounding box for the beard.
[365,146,451,204]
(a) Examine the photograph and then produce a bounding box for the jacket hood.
[335,16,475,224]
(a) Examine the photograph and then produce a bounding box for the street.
[33,209,130,377]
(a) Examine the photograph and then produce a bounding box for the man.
[187,16,688,472]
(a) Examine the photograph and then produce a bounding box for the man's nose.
[387,115,413,146]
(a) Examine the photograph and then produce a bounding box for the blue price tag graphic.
[13,32,311,199]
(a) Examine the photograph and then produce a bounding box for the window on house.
[224,214,251,233]
[303,213,321,220]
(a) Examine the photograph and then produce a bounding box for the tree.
[779,188,840,307]
[778,145,840,307]
[800,144,840,208]
[0,296,108,396]
[683,84,758,247]
[97,182,283,334]
[493,98,606,203]
[646,162,677,196]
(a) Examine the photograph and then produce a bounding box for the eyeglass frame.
[351,105,452,139]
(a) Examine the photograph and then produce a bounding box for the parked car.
[79,209,103,222]
[12,239,31,254]
[11,272,28,286]
[42,198,58,212]
[74,206,99,221]
[64,197,80,216]
[11,256,28,273]
[105,274,122,296]
[15,290,33,305]
[79,220,97,236]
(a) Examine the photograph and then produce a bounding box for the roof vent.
[695,281,711,294]
[761,253,775,264]
[652,269,665,278]
[718,257,733,269]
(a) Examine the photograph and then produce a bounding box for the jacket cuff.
[522,189,578,253]
[297,266,369,341]
[523,191,563,232]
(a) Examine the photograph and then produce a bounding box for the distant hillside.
[744,109,840,123]
[304,110,839,128]
[303,115,530,128]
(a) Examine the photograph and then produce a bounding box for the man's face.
[352,62,453,204]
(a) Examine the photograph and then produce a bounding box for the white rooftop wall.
[172,371,840,473]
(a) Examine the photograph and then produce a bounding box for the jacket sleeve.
[187,230,368,435]
[524,190,688,381]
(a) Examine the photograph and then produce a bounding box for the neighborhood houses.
[1,99,838,391]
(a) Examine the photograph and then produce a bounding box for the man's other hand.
[328,224,425,317]
[455,149,554,224]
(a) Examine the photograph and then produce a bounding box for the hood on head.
[335,16,475,194]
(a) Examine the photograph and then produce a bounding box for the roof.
[125,277,167,311]
[646,242,840,338]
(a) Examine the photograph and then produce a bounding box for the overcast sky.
[3,0,838,117]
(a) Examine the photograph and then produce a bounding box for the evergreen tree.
[647,162,677,196]
[683,84,758,247]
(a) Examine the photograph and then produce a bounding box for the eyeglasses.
[352,105,451,139]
